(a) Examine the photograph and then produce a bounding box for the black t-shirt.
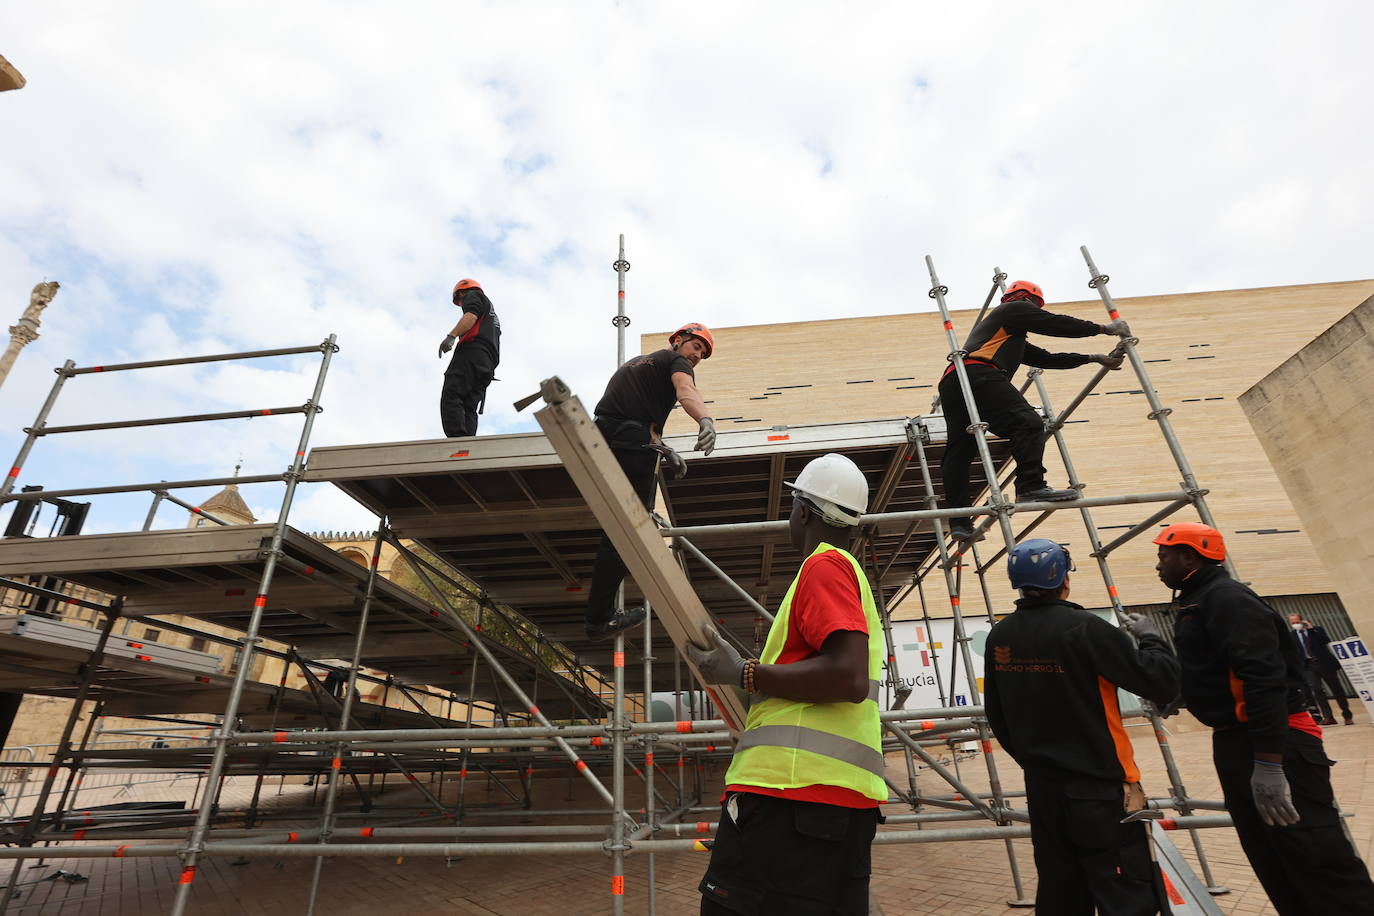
[594,348,694,432]
[457,291,501,361]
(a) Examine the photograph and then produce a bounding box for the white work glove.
[1251,760,1301,827]
[1101,319,1132,337]
[685,628,747,686]
[647,443,687,480]
[438,334,456,358]
[1090,353,1124,370]
[695,417,716,456]
[1122,612,1162,641]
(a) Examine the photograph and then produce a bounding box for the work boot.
[1017,486,1079,503]
[947,521,984,543]
[585,606,648,641]
[1319,716,1337,726]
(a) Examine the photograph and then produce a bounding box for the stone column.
[0,281,59,391]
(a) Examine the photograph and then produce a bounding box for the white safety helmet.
[785,453,869,528]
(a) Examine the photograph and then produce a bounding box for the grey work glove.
[647,443,687,480]
[1090,353,1124,370]
[1122,612,1161,641]
[1250,759,1301,827]
[1102,318,1132,337]
[1142,695,1182,719]
[695,417,717,456]
[685,628,747,686]
[438,334,456,358]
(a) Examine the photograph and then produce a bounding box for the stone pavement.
[5,714,1373,914]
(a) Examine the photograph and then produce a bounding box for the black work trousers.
[938,366,1048,524]
[1212,726,1374,914]
[585,418,659,626]
[1023,769,1160,915]
[440,347,496,438]
[1301,662,1353,721]
[699,792,880,915]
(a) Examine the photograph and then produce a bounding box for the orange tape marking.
[273,732,288,743]
[575,760,588,771]
[696,822,710,833]
[613,651,625,668]
[179,867,196,885]
[676,721,693,733]
[72,829,86,840]
[113,846,128,858]
[450,450,470,458]
[611,875,624,895]
[360,827,375,838]
[288,832,299,843]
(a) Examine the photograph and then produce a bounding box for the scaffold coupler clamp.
[602,837,633,856]
[318,338,341,353]
[1147,406,1173,420]
[1088,273,1110,289]
[928,283,948,299]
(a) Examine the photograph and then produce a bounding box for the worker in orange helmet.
[438,278,501,438]
[938,280,1131,542]
[583,323,717,640]
[1135,522,1374,913]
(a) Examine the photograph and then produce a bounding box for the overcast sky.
[2,2,1370,534]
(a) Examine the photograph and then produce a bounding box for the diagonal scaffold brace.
[522,376,748,735]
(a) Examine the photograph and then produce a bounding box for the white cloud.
[1,1,1371,532]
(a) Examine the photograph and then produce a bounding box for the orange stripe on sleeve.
[1097,676,1140,783]
[1227,667,1248,722]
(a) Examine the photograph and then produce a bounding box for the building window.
[143,628,162,642]
[189,638,207,653]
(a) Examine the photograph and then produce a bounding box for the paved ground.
[4,712,1373,914]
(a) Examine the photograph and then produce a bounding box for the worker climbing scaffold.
[937,278,1131,542]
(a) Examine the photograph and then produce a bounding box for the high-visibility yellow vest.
[724,542,887,801]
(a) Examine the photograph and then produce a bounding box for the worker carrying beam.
[583,322,717,640]
[985,538,1180,915]
[687,453,885,914]
[939,280,1130,541]
[438,278,501,438]
[1142,523,1374,913]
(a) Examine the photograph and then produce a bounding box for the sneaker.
[584,606,648,641]
[1017,486,1079,503]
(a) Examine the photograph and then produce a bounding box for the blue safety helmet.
[1007,538,1073,590]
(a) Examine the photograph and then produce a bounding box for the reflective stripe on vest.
[723,543,887,801]
[733,724,886,778]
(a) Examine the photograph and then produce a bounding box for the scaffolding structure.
[0,245,1245,914]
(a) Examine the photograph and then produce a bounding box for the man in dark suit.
[1288,614,1354,726]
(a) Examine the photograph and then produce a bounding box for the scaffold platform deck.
[0,526,600,720]
[302,416,1009,689]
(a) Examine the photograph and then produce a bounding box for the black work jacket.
[984,597,1179,783]
[957,299,1102,375]
[1171,566,1308,754]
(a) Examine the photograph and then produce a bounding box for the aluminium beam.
[530,377,748,734]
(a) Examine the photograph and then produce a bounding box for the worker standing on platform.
[687,453,886,915]
[939,280,1131,542]
[583,322,717,640]
[985,538,1179,915]
[438,278,501,438]
[1145,522,1374,913]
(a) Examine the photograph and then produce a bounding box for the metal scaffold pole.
[304,525,388,916]
[169,335,338,916]
[1079,246,1237,580]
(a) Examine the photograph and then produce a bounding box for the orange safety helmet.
[452,278,482,303]
[1152,522,1227,561]
[669,322,714,358]
[1004,280,1045,305]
